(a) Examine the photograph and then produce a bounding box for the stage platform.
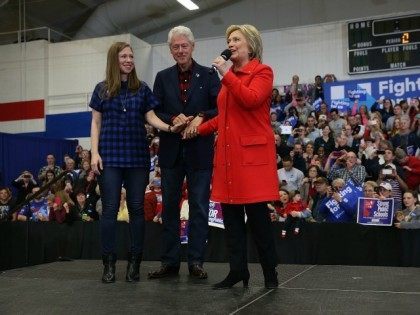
[0,260,419,314]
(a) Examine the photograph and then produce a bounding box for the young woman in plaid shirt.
[90,42,185,284]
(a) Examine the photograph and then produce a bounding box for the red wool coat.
[199,59,279,204]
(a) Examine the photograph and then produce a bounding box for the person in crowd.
[328,109,346,138]
[17,186,49,222]
[316,102,330,121]
[38,154,62,182]
[284,91,314,124]
[342,123,360,153]
[69,190,99,223]
[366,113,386,143]
[280,191,311,237]
[278,156,304,193]
[290,74,302,97]
[274,132,292,161]
[144,177,162,222]
[300,165,322,206]
[391,115,419,155]
[49,196,71,224]
[395,191,420,229]
[187,24,279,289]
[385,103,403,132]
[73,145,83,168]
[0,187,15,221]
[78,160,91,181]
[328,151,366,185]
[310,177,331,222]
[376,159,406,212]
[12,170,38,206]
[268,189,289,222]
[270,112,282,134]
[357,104,370,126]
[363,181,379,198]
[305,116,320,143]
[347,115,365,140]
[42,169,56,188]
[148,26,220,281]
[89,41,185,284]
[371,98,394,124]
[64,158,80,186]
[302,142,315,169]
[270,88,286,122]
[395,148,420,190]
[73,170,98,208]
[289,142,307,174]
[314,125,335,156]
[311,75,324,101]
[378,181,392,197]
[317,178,357,223]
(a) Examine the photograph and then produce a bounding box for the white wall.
[48,34,153,114]
[0,40,48,103]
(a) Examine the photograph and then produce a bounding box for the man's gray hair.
[167,26,195,45]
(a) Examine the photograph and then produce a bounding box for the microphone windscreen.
[221,49,232,60]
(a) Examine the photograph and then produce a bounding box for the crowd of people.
[0,148,165,225]
[269,80,420,233]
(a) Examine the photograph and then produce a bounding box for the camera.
[376,150,385,155]
[382,169,392,175]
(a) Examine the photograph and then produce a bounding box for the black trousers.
[221,202,278,272]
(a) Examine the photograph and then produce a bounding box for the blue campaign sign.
[325,180,363,219]
[312,97,323,111]
[324,73,420,110]
[357,197,395,226]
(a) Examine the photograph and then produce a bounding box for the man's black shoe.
[189,264,208,279]
[148,265,179,279]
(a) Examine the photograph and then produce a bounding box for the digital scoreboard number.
[348,14,420,74]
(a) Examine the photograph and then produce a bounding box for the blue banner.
[357,197,395,226]
[324,73,420,110]
[325,179,363,219]
[312,97,323,111]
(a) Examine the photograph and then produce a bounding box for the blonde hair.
[226,24,263,61]
[105,42,141,98]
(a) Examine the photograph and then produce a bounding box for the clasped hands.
[171,113,203,139]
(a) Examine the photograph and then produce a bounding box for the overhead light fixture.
[177,0,199,11]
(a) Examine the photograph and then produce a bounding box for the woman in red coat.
[186,24,279,289]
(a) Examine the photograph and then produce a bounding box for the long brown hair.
[105,42,141,98]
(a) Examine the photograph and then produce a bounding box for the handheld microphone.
[209,49,232,74]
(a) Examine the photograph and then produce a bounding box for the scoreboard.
[348,14,420,74]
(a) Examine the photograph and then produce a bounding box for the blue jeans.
[98,167,148,255]
[161,162,211,267]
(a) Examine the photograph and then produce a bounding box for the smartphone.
[377,150,385,155]
[382,169,392,175]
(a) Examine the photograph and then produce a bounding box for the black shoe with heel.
[263,268,278,289]
[102,253,116,283]
[212,270,250,289]
[126,253,142,282]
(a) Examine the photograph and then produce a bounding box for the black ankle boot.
[102,254,116,283]
[126,253,142,282]
[263,268,278,289]
[212,270,250,290]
